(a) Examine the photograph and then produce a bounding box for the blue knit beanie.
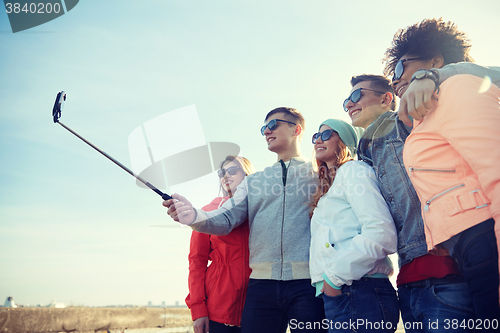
[318,119,358,157]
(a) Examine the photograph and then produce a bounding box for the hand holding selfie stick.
[52,91,172,201]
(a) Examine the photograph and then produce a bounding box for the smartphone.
[52,91,66,123]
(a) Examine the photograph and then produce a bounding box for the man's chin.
[267,142,277,152]
[350,119,361,128]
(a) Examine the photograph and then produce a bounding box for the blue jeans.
[241,279,326,333]
[209,320,241,333]
[452,219,500,325]
[398,279,474,333]
[322,277,399,333]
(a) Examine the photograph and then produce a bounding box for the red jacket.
[185,197,251,326]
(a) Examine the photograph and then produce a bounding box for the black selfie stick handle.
[149,185,173,201]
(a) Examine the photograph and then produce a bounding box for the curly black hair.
[383,18,474,76]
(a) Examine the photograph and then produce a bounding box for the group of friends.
[164,18,500,333]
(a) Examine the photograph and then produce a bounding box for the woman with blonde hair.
[309,119,399,332]
[186,155,255,333]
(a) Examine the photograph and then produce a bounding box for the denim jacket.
[358,111,427,267]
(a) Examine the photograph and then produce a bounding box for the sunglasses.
[312,129,337,144]
[261,119,297,135]
[392,57,422,81]
[343,88,386,112]
[217,166,240,178]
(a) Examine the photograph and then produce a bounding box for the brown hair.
[265,107,305,133]
[350,74,396,111]
[219,155,255,197]
[309,140,353,218]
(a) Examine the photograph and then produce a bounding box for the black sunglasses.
[312,129,337,144]
[392,57,422,81]
[261,119,297,135]
[217,166,241,178]
[343,88,386,112]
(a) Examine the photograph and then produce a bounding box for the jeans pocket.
[374,286,400,328]
[431,283,474,313]
[323,292,351,322]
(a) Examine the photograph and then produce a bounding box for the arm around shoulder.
[436,62,500,87]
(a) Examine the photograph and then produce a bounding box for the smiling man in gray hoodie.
[165,107,326,333]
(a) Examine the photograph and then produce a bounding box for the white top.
[309,161,397,287]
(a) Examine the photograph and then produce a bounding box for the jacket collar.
[272,155,309,166]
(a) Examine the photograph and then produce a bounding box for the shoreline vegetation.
[0,307,192,332]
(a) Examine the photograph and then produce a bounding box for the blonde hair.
[219,155,255,197]
[309,141,353,218]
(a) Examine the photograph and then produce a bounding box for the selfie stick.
[52,91,172,200]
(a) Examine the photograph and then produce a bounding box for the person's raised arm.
[164,178,250,235]
[164,193,197,225]
[398,63,500,127]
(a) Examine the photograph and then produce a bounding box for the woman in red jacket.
[186,155,255,333]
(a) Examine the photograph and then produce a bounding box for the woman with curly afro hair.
[386,18,500,325]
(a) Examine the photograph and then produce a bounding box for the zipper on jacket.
[279,159,289,279]
[424,184,465,212]
[408,166,456,178]
[410,178,434,247]
[280,159,288,186]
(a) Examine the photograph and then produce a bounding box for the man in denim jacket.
[344,73,477,332]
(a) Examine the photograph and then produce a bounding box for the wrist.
[411,68,440,93]
[188,208,199,226]
[322,274,342,290]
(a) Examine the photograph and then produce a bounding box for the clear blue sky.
[1,0,499,307]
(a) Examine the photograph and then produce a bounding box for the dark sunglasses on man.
[312,129,337,144]
[260,119,297,135]
[343,88,386,112]
[392,57,422,81]
[217,166,240,178]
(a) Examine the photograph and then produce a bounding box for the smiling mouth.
[397,84,407,97]
[350,109,361,118]
[267,137,275,144]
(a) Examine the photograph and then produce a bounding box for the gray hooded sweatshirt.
[191,156,318,281]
